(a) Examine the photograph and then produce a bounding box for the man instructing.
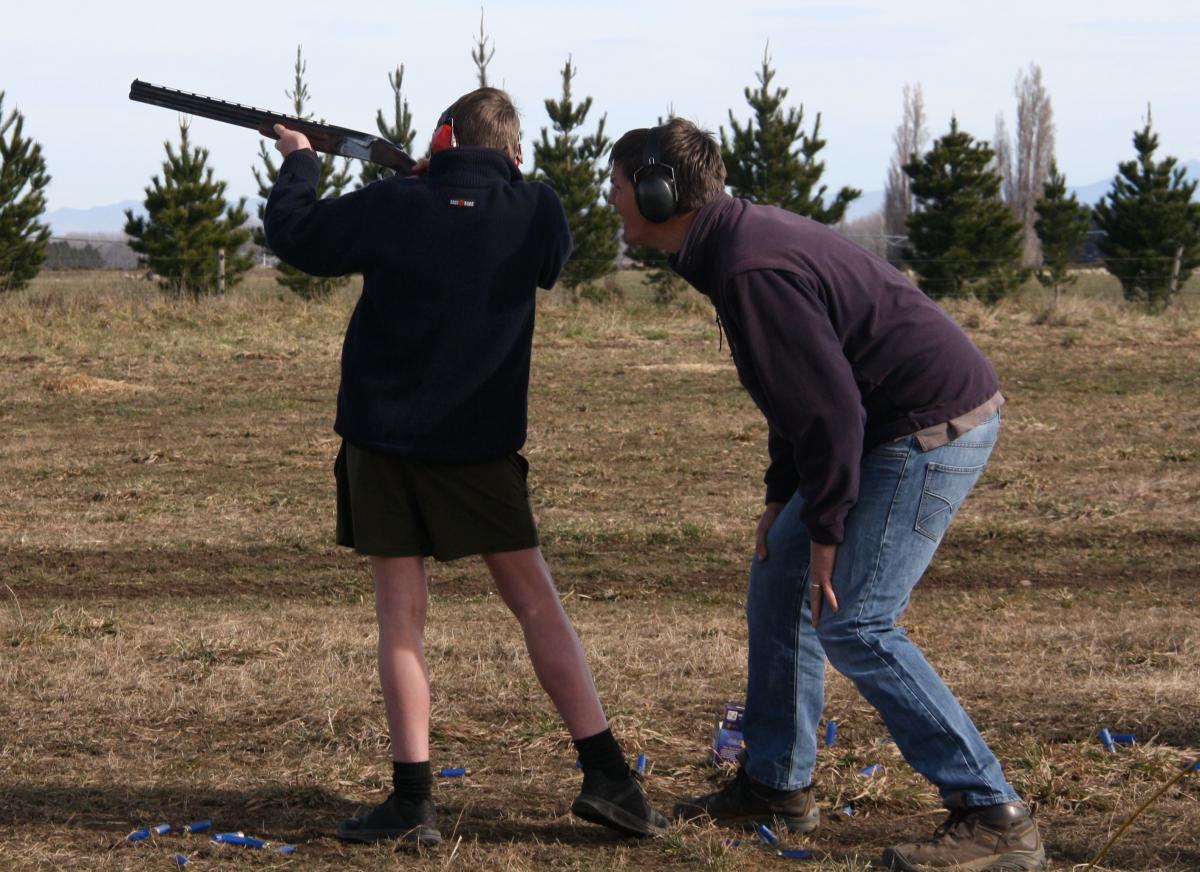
[606,118,1044,872]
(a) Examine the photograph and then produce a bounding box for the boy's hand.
[273,124,312,157]
[410,157,431,175]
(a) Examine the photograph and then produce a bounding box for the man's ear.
[513,141,523,167]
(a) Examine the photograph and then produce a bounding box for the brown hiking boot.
[673,767,819,833]
[881,794,1046,871]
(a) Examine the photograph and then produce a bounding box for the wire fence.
[3,234,1195,295]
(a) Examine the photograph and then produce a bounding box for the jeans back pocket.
[915,462,985,543]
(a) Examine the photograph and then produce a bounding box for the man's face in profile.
[607,167,653,247]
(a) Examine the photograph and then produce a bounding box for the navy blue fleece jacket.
[670,196,1000,544]
[264,147,571,461]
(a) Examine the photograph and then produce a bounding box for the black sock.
[574,728,630,780]
[392,760,433,803]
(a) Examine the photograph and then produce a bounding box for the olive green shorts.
[334,441,539,561]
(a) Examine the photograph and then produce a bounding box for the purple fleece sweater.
[670,196,999,544]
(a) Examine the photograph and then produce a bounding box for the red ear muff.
[431,109,457,154]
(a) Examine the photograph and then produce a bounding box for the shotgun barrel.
[128,79,416,175]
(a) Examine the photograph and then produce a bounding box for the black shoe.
[673,766,819,833]
[570,770,669,837]
[336,793,442,846]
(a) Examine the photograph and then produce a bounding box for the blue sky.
[2,0,1197,212]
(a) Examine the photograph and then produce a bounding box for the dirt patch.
[43,373,146,394]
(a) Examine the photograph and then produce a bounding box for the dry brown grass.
[1,270,1198,870]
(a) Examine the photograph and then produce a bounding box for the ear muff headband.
[633,126,678,224]
[431,108,457,154]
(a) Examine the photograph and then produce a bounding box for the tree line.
[2,35,1198,309]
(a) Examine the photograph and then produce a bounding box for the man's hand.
[809,541,839,626]
[754,501,785,561]
[273,123,312,158]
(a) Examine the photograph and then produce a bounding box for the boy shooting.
[263,87,666,845]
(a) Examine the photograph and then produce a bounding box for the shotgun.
[128,79,416,175]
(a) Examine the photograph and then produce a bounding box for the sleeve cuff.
[282,149,321,181]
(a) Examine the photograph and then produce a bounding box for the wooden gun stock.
[129,79,416,175]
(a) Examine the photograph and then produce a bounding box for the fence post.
[217,248,226,296]
[1168,245,1183,304]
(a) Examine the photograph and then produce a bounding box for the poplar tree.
[0,92,51,292]
[359,65,418,188]
[882,83,927,262]
[532,56,619,295]
[1094,113,1200,308]
[124,122,253,299]
[1033,163,1091,299]
[253,45,352,299]
[903,117,1024,301]
[721,46,859,223]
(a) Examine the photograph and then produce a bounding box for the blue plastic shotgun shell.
[213,832,267,848]
[184,819,211,834]
[779,848,813,859]
[755,823,779,844]
[824,720,837,747]
[1098,728,1115,752]
[126,823,170,841]
[858,763,882,777]
[437,767,467,777]
[276,844,296,855]
[175,855,189,867]
[636,753,647,773]
[1110,733,1136,744]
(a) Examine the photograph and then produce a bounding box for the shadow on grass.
[0,782,660,848]
[0,782,358,842]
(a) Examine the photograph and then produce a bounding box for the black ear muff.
[633,126,678,223]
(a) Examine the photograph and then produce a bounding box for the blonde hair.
[448,88,521,159]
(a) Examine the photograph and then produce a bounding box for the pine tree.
[903,117,1024,301]
[532,56,619,296]
[45,240,104,270]
[252,45,353,299]
[1033,162,1091,300]
[359,65,418,188]
[721,46,859,223]
[0,92,51,293]
[124,122,254,299]
[1094,113,1200,308]
[471,7,495,87]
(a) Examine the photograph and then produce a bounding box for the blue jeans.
[743,412,1018,807]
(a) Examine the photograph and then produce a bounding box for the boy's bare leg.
[483,547,608,738]
[371,555,431,762]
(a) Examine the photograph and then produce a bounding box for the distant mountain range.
[45,160,1200,234]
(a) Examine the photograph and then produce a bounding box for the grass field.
[2,269,1198,871]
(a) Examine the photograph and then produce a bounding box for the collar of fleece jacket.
[427,146,522,184]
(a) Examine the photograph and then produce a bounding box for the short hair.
[448,87,521,158]
[611,118,726,212]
